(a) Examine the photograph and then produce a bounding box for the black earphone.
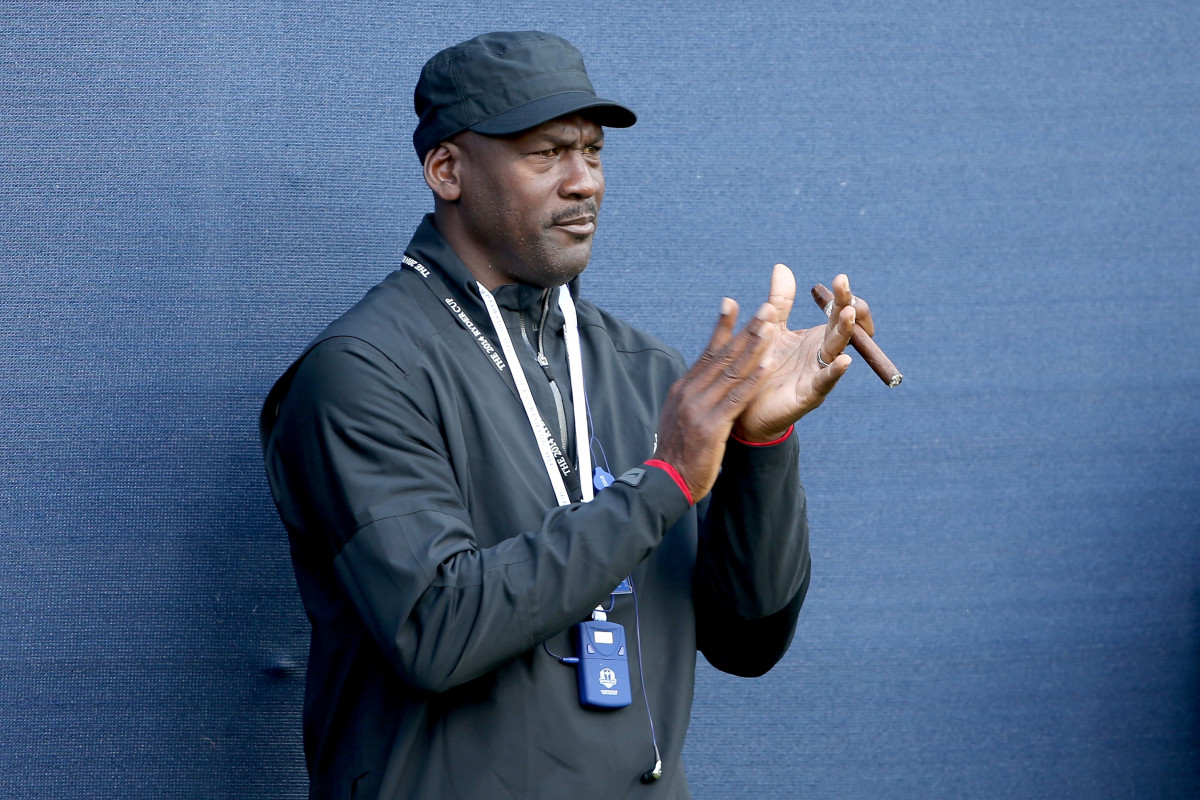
[641,745,663,783]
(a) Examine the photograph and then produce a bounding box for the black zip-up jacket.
[260,215,811,800]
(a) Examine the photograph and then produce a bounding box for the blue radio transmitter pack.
[573,618,632,709]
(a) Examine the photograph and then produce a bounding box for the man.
[260,30,872,800]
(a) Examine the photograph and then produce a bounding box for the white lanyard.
[477,283,594,506]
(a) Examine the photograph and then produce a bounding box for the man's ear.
[424,142,462,202]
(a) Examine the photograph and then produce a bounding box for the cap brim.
[469,91,636,136]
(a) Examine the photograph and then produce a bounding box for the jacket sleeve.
[693,432,810,677]
[262,337,692,694]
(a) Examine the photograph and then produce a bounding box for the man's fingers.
[688,302,776,407]
[851,296,874,338]
[703,303,775,393]
[828,274,853,329]
[811,352,852,396]
[829,273,875,338]
[768,263,796,330]
[708,297,738,352]
[687,297,740,377]
[826,274,852,350]
[694,300,771,369]
[822,304,855,361]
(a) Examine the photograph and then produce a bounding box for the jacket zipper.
[519,291,570,455]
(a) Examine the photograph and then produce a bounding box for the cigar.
[811,284,903,387]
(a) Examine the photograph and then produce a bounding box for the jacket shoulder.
[314,268,444,373]
[260,269,444,446]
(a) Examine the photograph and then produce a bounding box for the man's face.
[452,114,606,289]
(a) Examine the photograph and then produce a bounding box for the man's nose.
[559,152,601,199]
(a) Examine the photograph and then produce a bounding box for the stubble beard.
[518,201,599,288]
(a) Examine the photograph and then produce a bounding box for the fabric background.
[2,2,1197,797]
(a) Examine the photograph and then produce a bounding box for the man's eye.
[583,145,602,156]
[534,147,559,157]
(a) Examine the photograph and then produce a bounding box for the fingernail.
[721,297,735,315]
[755,303,773,321]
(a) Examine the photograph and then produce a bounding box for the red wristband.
[731,424,795,447]
[644,459,693,506]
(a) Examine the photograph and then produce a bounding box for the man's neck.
[431,209,512,292]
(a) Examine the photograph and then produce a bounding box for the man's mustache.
[550,202,598,226]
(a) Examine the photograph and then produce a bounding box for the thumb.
[768,263,796,329]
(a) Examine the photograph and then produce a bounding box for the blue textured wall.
[2,2,1197,797]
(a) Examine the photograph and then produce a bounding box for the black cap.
[412,31,637,162]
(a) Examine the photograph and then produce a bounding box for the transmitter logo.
[598,668,618,691]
